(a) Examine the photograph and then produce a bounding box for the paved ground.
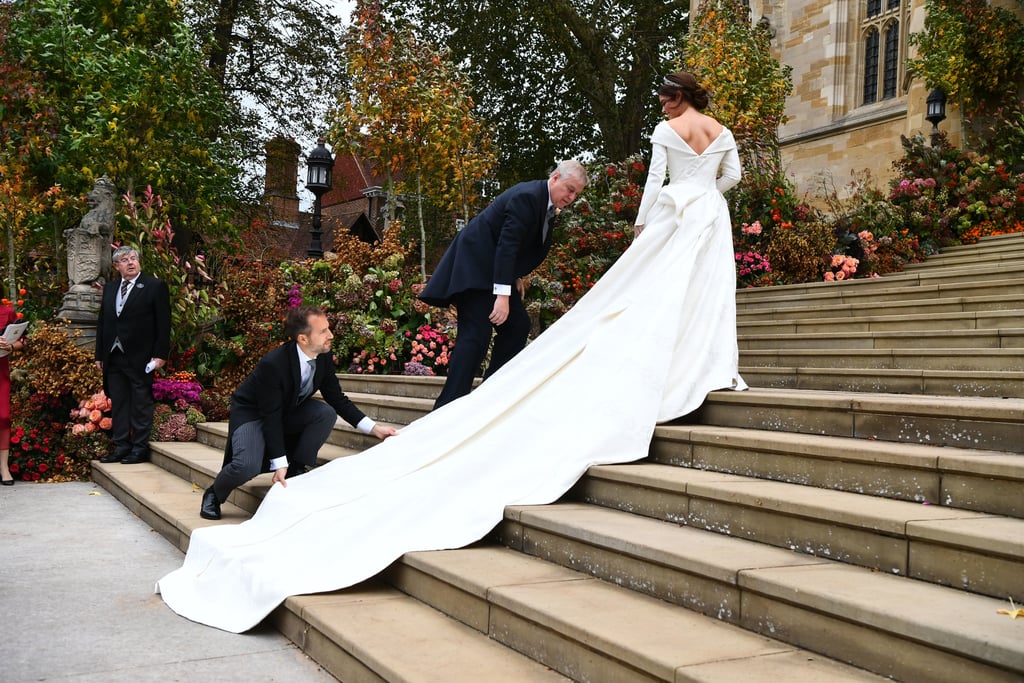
[0,481,337,682]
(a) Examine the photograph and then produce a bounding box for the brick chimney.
[264,136,300,226]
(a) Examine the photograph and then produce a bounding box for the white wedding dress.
[157,122,747,633]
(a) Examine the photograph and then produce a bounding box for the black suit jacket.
[419,179,553,306]
[95,273,171,366]
[224,340,367,467]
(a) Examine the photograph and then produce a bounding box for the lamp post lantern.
[305,137,334,258]
[925,88,947,147]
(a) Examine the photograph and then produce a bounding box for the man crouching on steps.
[201,305,398,520]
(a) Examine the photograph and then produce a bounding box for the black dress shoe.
[99,452,125,464]
[120,452,149,464]
[200,486,221,520]
[1,477,13,486]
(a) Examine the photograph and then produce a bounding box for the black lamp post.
[305,137,334,258]
[925,88,947,147]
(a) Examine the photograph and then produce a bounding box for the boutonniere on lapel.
[135,282,145,289]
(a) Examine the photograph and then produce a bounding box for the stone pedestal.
[58,286,101,350]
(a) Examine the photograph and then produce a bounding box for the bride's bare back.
[666,110,724,155]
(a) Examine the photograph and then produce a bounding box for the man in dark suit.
[95,246,171,464]
[420,160,587,409]
[200,305,398,520]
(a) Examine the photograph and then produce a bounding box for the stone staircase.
[93,233,1024,682]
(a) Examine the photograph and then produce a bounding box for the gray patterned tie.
[299,359,316,400]
[120,279,130,298]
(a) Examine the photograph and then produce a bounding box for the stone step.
[648,425,1024,518]
[341,384,1024,454]
[90,459,573,683]
[385,546,888,682]
[571,463,1024,602]
[736,347,1023,372]
[736,293,1022,322]
[738,309,1024,334]
[93,450,884,682]
[903,248,1024,271]
[735,277,1024,310]
[688,387,1024,454]
[493,503,1024,683]
[738,365,1023,399]
[738,327,1024,350]
[907,233,1024,263]
[939,231,1024,253]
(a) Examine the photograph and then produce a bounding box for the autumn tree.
[684,0,792,179]
[331,2,495,277]
[6,0,244,253]
[382,0,689,184]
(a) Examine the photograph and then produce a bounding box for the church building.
[691,0,1023,198]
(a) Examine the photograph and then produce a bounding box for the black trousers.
[433,288,531,410]
[105,350,155,457]
[211,399,337,503]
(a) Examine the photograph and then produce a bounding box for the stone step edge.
[90,462,571,683]
[581,462,1024,564]
[735,277,1024,306]
[737,294,1022,319]
[274,584,573,683]
[653,423,1024,483]
[386,546,888,682]
[737,327,1024,342]
[493,505,1023,677]
[738,309,1024,330]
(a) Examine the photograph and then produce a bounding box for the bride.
[157,71,747,633]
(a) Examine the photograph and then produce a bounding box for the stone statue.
[66,175,116,287]
[58,176,117,324]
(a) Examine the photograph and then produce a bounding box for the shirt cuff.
[356,416,376,434]
[492,284,512,296]
[269,456,289,471]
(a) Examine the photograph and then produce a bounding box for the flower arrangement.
[64,391,115,465]
[68,391,113,435]
[152,371,206,441]
[402,323,453,376]
[824,254,860,281]
[153,371,204,403]
[735,250,772,287]
[9,423,67,481]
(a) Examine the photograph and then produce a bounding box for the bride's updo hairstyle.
[658,72,710,111]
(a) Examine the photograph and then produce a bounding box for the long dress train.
[157,125,747,633]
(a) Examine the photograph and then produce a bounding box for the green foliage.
[381,0,689,183]
[6,0,244,254]
[909,0,1024,116]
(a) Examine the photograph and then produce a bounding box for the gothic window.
[862,0,905,105]
[864,29,880,104]
[883,22,900,99]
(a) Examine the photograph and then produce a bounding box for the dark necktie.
[120,279,130,298]
[543,205,556,241]
[299,359,316,400]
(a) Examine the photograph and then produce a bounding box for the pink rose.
[824,272,835,281]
